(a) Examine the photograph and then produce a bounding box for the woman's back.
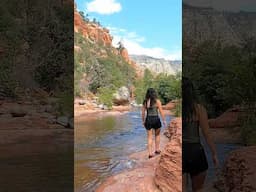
[146,103,158,116]
[183,104,201,143]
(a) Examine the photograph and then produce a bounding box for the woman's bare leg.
[147,129,153,156]
[155,128,161,152]
[191,171,206,192]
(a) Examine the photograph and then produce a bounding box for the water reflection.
[75,110,171,192]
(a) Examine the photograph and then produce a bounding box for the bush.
[173,100,182,117]
[241,107,256,145]
[97,87,115,109]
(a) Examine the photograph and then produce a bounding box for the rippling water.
[75,109,171,192]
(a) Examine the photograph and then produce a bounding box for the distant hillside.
[183,3,256,46]
[130,55,181,75]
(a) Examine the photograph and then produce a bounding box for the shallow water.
[0,150,73,192]
[75,109,171,192]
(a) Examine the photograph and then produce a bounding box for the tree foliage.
[134,70,181,105]
[183,40,256,117]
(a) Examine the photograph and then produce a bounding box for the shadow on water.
[75,109,172,192]
[0,150,73,192]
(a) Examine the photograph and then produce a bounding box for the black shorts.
[182,143,208,176]
[144,116,161,130]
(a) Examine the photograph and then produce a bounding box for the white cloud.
[86,0,122,15]
[109,27,181,60]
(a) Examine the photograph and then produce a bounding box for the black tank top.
[183,120,200,143]
[146,105,158,116]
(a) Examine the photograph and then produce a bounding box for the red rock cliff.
[74,7,142,77]
[155,118,182,192]
[74,10,112,47]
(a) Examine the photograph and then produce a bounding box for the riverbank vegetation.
[0,0,73,116]
[183,39,256,145]
[134,69,181,105]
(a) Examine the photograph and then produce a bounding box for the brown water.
[75,110,172,192]
[0,149,73,192]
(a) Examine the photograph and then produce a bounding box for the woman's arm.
[198,105,219,167]
[141,104,146,126]
[157,100,167,127]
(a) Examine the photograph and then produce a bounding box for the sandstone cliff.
[155,118,182,192]
[74,8,139,73]
[215,146,256,192]
[74,11,112,47]
[74,7,142,101]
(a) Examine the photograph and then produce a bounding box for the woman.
[182,77,219,192]
[141,88,166,159]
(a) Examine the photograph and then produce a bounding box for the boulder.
[56,116,69,127]
[113,86,130,105]
[68,118,74,129]
[9,104,27,117]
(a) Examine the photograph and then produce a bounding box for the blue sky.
[76,0,182,60]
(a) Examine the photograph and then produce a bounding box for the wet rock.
[155,118,182,192]
[56,116,69,127]
[68,118,74,129]
[9,105,27,117]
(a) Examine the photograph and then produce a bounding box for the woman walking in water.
[182,77,219,192]
[141,88,166,159]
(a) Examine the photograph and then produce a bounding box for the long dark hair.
[143,88,157,108]
[182,77,197,122]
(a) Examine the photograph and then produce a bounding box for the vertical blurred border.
[0,0,74,191]
[183,0,256,191]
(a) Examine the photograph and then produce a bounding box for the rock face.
[162,101,176,111]
[74,6,142,90]
[130,55,182,75]
[155,118,182,192]
[74,11,112,47]
[183,4,256,46]
[215,146,256,192]
[208,106,242,128]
